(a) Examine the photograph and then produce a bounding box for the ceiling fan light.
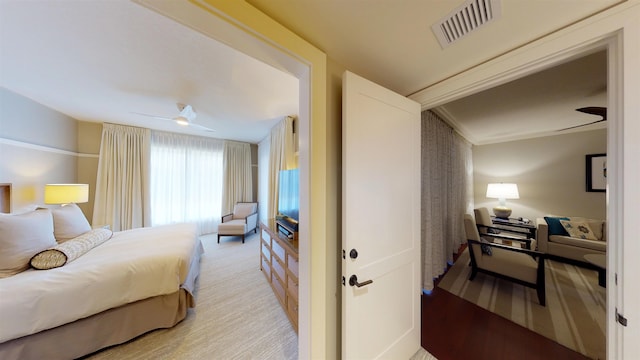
[175,116,189,126]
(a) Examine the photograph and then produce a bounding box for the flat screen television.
[277,168,299,228]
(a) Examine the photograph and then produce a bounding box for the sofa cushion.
[544,216,570,236]
[560,220,598,240]
[549,235,607,252]
[473,245,538,283]
[569,217,605,241]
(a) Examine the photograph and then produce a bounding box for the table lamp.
[486,183,519,219]
[44,184,89,205]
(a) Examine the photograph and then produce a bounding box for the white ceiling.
[0,0,299,143]
[1,0,621,145]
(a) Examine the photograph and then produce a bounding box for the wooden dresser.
[259,220,299,331]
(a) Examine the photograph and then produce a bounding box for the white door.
[342,71,421,359]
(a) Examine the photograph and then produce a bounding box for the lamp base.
[492,206,512,219]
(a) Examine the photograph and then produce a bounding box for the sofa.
[536,216,606,264]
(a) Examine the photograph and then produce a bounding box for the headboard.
[0,183,11,213]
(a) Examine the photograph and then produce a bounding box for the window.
[150,132,223,234]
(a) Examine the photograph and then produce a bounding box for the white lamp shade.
[486,183,519,199]
[44,184,89,204]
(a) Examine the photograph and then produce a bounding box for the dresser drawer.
[287,297,298,328]
[287,276,298,302]
[272,273,286,305]
[261,241,271,259]
[272,239,286,263]
[261,228,271,242]
[261,256,271,280]
[287,253,299,278]
[272,255,286,283]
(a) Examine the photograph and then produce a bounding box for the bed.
[0,206,203,360]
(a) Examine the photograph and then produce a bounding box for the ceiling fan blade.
[576,106,607,120]
[188,123,216,132]
[557,119,607,132]
[131,111,173,121]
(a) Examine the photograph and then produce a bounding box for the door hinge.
[342,249,346,259]
[616,308,628,327]
[342,276,345,286]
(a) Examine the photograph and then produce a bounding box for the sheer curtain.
[268,116,297,219]
[93,123,151,231]
[421,110,474,291]
[150,131,223,235]
[221,140,253,214]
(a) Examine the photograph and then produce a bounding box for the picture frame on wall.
[586,153,606,192]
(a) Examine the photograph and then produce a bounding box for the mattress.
[0,222,200,344]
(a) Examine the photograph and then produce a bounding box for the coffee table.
[584,254,606,287]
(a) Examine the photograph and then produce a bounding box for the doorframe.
[135,0,329,358]
[410,3,640,358]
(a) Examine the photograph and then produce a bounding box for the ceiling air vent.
[432,0,502,49]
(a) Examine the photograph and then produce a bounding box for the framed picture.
[586,153,606,192]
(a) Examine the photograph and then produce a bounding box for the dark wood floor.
[421,251,589,360]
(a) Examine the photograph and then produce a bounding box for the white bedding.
[0,222,200,344]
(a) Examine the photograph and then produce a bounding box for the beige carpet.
[438,248,606,360]
[86,232,298,360]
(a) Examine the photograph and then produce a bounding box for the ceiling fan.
[558,106,607,131]
[133,103,215,132]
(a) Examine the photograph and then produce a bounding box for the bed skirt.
[0,289,190,360]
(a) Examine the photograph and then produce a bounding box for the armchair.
[474,207,536,249]
[464,213,546,306]
[217,202,258,244]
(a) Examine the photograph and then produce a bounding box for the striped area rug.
[438,248,606,360]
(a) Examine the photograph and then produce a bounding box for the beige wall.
[473,129,607,221]
[0,88,80,213]
[77,121,102,222]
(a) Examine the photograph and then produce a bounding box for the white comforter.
[0,222,200,343]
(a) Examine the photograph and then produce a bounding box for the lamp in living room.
[486,183,519,219]
[44,184,89,205]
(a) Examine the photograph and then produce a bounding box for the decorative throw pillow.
[51,203,92,243]
[480,237,493,256]
[30,228,113,270]
[544,216,570,236]
[0,209,57,278]
[559,220,598,241]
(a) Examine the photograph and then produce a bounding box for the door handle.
[349,275,373,288]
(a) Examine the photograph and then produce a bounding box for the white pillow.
[0,209,57,278]
[52,203,91,243]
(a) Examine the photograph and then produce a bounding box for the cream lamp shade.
[486,183,519,219]
[44,184,89,205]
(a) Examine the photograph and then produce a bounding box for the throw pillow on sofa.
[544,216,570,236]
[559,220,598,240]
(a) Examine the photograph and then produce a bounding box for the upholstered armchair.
[474,207,536,250]
[217,202,258,244]
[464,213,546,306]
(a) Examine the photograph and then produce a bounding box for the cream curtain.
[92,123,151,231]
[421,110,474,291]
[149,131,223,235]
[268,116,297,219]
[221,140,253,214]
